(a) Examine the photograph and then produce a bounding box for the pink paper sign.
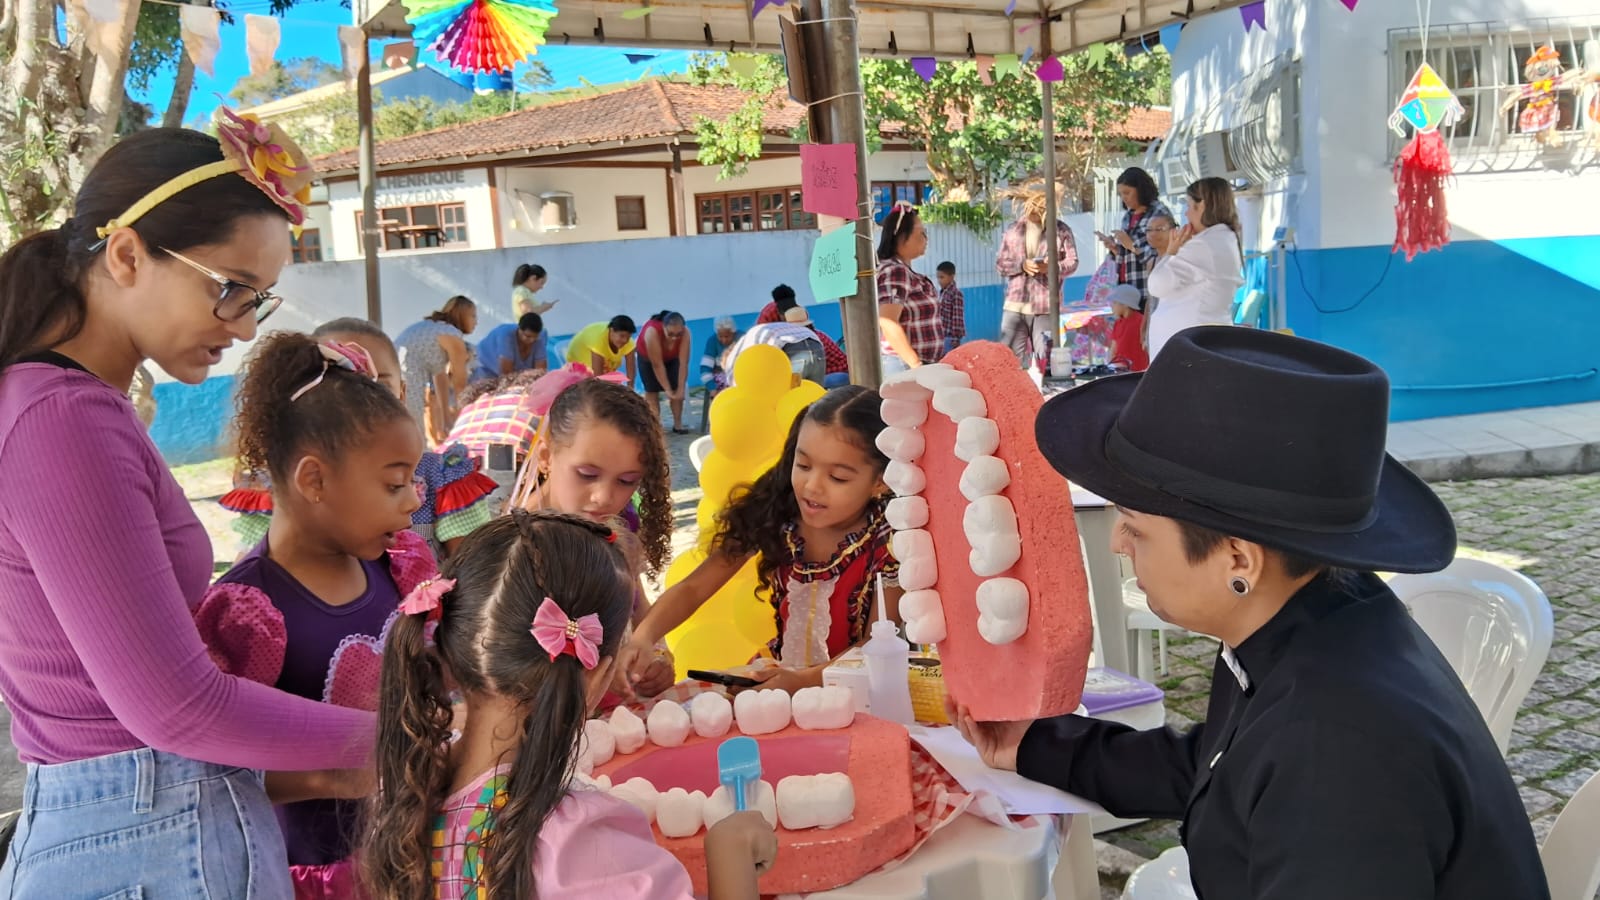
[800,143,859,221]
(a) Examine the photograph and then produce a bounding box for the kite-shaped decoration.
[1388,63,1463,261]
[402,0,558,74]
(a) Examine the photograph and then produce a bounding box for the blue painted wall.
[1284,235,1600,421]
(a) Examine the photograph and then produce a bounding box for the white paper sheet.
[909,725,1105,817]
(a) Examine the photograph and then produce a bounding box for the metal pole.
[815,0,882,388]
[357,32,383,326]
[1040,26,1062,367]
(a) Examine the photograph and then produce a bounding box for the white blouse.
[1146,224,1245,359]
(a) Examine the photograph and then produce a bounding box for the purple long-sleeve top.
[0,361,373,768]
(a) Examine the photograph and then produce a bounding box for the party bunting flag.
[180,4,221,77]
[1240,1,1265,32]
[1021,46,1034,65]
[753,0,782,18]
[1036,56,1064,82]
[1085,42,1108,69]
[75,0,138,58]
[993,53,1020,80]
[1159,23,1183,53]
[1004,0,1015,15]
[976,55,994,85]
[245,14,281,77]
[626,53,656,64]
[911,57,937,82]
[403,0,559,74]
[621,6,653,18]
[729,55,759,78]
[338,25,366,86]
[1338,0,1359,9]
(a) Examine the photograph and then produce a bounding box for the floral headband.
[291,341,378,402]
[94,106,313,244]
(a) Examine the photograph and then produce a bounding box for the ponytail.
[0,228,86,374]
[363,610,454,900]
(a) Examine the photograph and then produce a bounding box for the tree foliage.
[230,57,344,107]
[283,90,543,157]
[686,52,803,180]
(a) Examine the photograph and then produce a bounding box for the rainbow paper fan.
[403,0,558,74]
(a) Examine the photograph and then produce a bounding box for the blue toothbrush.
[716,736,762,811]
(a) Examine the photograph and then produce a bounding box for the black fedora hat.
[1035,326,1455,573]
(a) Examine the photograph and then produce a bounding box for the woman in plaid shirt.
[875,203,943,372]
[1099,167,1173,312]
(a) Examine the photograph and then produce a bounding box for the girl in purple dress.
[195,332,441,898]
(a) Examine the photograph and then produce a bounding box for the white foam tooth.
[657,787,706,838]
[689,691,734,739]
[792,685,856,730]
[932,387,987,423]
[646,700,692,748]
[582,719,616,767]
[609,706,647,755]
[733,688,792,735]
[595,774,612,791]
[612,777,660,823]
[891,528,933,564]
[885,496,930,530]
[704,785,735,828]
[959,455,1012,501]
[977,578,1030,645]
[913,365,971,391]
[884,460,927,497]
[880,377,933,402]
[963,495,1018,546]
[900,589,948,644]
[811,773,857,829]
[955,417,1001,462]
[969,532,1022,578]
[898,553,938,592]
[880,398,929,429]
[875,426,927,462]
[776,775,820,830]
[754,779,778,828]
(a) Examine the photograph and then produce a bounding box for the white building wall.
[497,164,675,245]
[325,168,498,262]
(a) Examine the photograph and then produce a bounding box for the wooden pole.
[1040,24,1062,370]
[357,31,382,326]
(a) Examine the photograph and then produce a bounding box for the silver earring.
[1229,576,1250,596]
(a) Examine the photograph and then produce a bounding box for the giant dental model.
[880,363,1028,647]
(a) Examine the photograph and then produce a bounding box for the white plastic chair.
[1389,558,1555,755]
[1540,768,1600,900]
[1121,578,1182,682]
[1122,559,1553,899]
[689,435,714,473]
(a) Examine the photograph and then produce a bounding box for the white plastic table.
[783,810,1098,900]
[1071,486,1131,675]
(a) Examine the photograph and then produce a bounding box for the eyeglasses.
[162,248,284,324]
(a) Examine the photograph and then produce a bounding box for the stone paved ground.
[4,393,1593,898]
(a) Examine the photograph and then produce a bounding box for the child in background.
[222,318,497,560]
[935,261,965,357]
[195,333,441,898]
[362,511,776,899]
[622,386,899,695]
[511,374,677,697]
[1107,284,1150,372]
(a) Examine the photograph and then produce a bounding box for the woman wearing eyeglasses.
[0,122,374,896]
[876,202,943,373]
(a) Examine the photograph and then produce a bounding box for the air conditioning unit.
[1159,157,1193,196]
[1190,131,1246,181]
[539,191,577,231]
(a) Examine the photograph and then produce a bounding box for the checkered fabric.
[445,389,538,461]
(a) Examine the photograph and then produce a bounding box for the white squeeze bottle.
[863,575,915,725]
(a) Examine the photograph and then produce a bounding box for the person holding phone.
[994,182,1078,372]
[1100,167,1173,315]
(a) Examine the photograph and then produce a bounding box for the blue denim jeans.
[0,747,291,900]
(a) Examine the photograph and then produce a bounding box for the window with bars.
[290,228,323,264]
[615,196,647,231]
[870,182,933,223]
[1388,18,1600,158]
[355,202,470,251]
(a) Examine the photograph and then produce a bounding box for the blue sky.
[130,0,694,123]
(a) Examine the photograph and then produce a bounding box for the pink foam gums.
[592,713,914,894]
[926,342,1093,720]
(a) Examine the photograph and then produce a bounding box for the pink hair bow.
[400,577,454,621]
[514,363,631,419]
[530,597,603,669]
[291,340,377,401]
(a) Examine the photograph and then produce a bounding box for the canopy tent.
[350,0,1236,382]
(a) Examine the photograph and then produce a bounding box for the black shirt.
[1018,571,1549,899]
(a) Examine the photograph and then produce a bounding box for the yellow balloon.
[663,556,777,678]
[774,380,826,431]
[663,547,707,588]
[695,497,720,539]
[732,344,794,396]
[698,450,742,508]
[709,387,781,462]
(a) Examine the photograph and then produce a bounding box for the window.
[696,186,815,234]
[1389,19,1600,159]
[615,196,648,231]
[871,181,933,223]
[355,202,470,251]
[539,192,577,231]
[290,228,322,264]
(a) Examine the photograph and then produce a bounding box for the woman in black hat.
[950,326,1547,899]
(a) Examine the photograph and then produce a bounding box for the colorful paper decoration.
[1004,0,1016,15]
[1159,23,1183,52]
[402,0,558,74]
[621,6,654,18]
[75,0,139,58]
[1503,44,1565,146]
[245,15,281,77]
[800,144,859,220]
[753,0,783,18]
[1036,56,1064,82]
[1389,64,1463,261]
[976,55,994,85]
[809,223,858,301]
[993,54,1020,80]
[625,53,656,63]
[1021,46,1035,65]
[1085,42,1109,69]
[179,4,221,77]
[1240,2,1265,32]
[911,57,937,82]
[1338,0,1359,9]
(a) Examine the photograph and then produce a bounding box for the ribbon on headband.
[400,577,455,645]
[291,341,377,401]
[530,597,603,669]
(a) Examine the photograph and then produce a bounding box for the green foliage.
[288,90,536,157]
[517,61,555,92]
[0,97,68,233]
[127,3,182,94]
[230,57,344,107]
[686,52,803,180]
[918,200,1003,237]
